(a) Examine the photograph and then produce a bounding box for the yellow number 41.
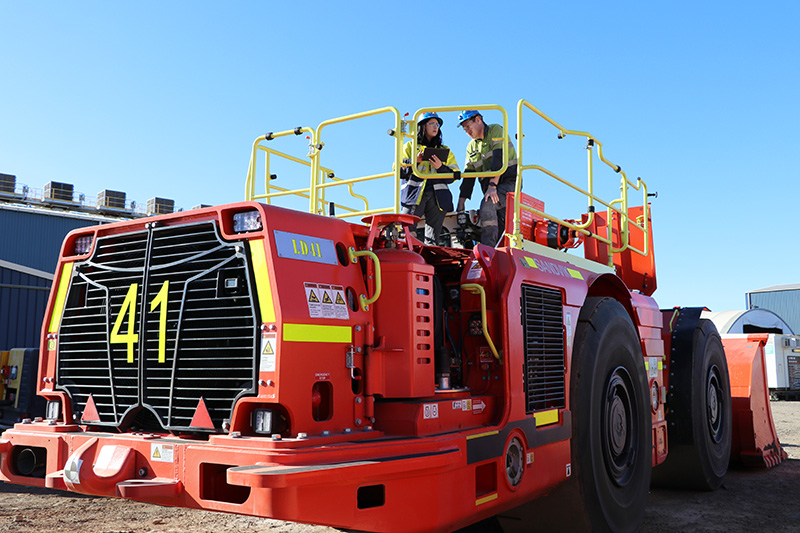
[110,281,169,363]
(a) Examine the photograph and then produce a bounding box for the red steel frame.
[0,200,667,533]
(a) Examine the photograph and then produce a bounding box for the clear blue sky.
[2,1,798,313]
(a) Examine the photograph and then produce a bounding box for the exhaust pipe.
[14,446,47,477]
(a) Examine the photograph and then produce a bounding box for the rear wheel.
[652,319,731,490]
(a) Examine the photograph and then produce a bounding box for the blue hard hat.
[418,112,443,127]
[457,110,481,126]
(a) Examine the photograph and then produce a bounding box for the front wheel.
[570,297,651,533]
[494,297,651,533]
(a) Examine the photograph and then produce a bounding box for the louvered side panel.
[521,284,565,414]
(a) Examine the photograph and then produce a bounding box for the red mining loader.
[0,102,786,532]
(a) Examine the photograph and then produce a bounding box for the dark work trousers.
[401,186,446,246]
[479,178,517,246]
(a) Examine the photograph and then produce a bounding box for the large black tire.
[569,297,651,532]
[494,297,651,533]
[651,318,731,490]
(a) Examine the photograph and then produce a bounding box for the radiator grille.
[521,284,565,414]
[56,221,257,432]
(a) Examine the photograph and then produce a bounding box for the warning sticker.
[452,400,462,410]
[331,285,349,319]
[466,260,483,280]
[478,346,494,363]
[151,443,174,463]
[423,403,439,419]
[319,283,336,318]
[305,282,323,318]
[260,333,277,372]
[648,357,659,379]
[565,311,572,346]
[304,282,349,320]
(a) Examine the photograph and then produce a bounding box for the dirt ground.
[1,401,798,533]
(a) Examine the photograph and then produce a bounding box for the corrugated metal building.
[0,260,52,349]
[0,204,111,272]
[0,204,113,349]
[746,283,800,336]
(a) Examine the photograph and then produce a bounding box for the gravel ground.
[1,401,798,532]
[641,400,800,533]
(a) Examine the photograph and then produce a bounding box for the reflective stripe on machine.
[466,430,500,441]
[283,323,352,343]
[249,239,276,323]
[476,493,498,506]
[48,262,73,333]
[533,408,559,427]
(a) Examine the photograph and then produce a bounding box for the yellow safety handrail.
[513,99,650,265]
[461,284,500,361]
[313,107,404,216]
[242,103,650,269]
[321,172,370,215]
[316,172,398,219]
[349,248,382,311]
[246,131,371,215]
[246,128,315,203]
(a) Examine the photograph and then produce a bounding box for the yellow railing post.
[512,102,526,249]
[309,130,321,214]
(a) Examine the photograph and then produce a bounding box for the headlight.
[233,210,262,233]
[46,400,61,421]
[252,409,273,434]
[74,235,93,255]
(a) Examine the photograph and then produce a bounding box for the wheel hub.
[602,367,638,487]
[505,437,524,487]
[706,365,724,443]
[609,397,628,455]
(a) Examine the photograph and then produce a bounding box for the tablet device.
[421,147,450,163]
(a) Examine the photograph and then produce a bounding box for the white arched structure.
[701,309,794,335]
